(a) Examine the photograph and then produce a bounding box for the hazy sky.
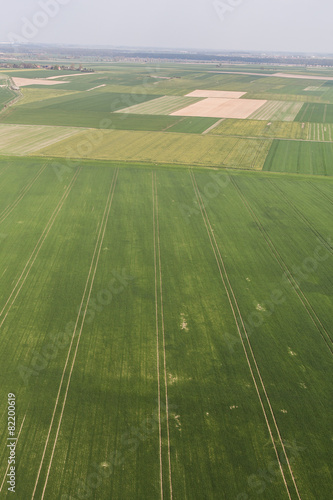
[1,0,332,53]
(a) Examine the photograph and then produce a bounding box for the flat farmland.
[0,124,83,155]
[211,119,308,140]
[248,100,303,121]
[115,95,202,115]
[295,103,333,123]
[263,139,333,175]
[0,86,16,111]
[34,129,272,169]
[171,97,267,119]
[0,158,332,499]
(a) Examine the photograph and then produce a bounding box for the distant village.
[0,62,94,72]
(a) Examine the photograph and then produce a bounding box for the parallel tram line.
[0,167,82,331]
[189,169,301,500]
[32,168,119,500]
[230,177,333,354]
[154,172,173,499]
[0,163,47,225]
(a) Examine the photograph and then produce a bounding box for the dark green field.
[263,140,333,175]
[295,103,333,123]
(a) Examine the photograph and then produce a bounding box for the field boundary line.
[0,163,47,225]
[0,168,81,331]
[230,177,333,354]
[190,169,300,500]
[202,118,224,135]
[33,169,119,500]
[154,172,173,499]
[152,172,164,500]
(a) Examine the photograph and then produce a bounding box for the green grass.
[165,117,220,134]
[263,139,333,175]
[295,103,333,123]
[0,86,16,111]
[0,157,332,499]
[0,91,162,127]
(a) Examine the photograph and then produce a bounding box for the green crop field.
[248,101,304,121]
[33,129,271,170]
[295,103,333,123]
[263,139,333,175]
[0,157,332,500]
[114,95,202,115]
[0,61,332,500]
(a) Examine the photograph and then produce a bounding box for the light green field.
[34,129,272,169]
[0,157,331,500]
[115,95,202,115]
[0,124,83,155]
[249,100,303,121]
[307,122,333,141]
[211,119,308,140]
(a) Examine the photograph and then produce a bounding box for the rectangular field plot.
[295,103,333,123]
[0,159,332,499]
[307,123,333,141]
[263,139,333,175]
[185,89,247,98]
[34,129,271,169]
[114,95,202,115]
[0,124,83,155]
[171,98,267,119]
[210,119,308,140]
[249,100,303,121]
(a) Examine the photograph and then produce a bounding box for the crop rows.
[34,129,271,169]
[249,101,303,121]
[0,124,83,155]
[115,95,202,115]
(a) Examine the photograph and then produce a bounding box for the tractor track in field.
[0,167,81,332]
[189,169,301,500]
[33,168,119,500]
[230,177,333,354]
[267,179,333,255]
[308,182,333,205]
[152,172,173,500]
[0,163,47,225]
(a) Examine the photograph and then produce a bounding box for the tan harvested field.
[171,98,267,119]
[0,123,82,154]
[12,77,69,87]
[185,90,247,98]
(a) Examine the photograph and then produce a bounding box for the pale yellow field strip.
[202,118,224,135]
[12,77,69,87]
[185,90,247,98]
[86,84,106,91]
[0,124,84,155]
[46,73,102,80]
[273,72,333,81]
[171,98,267,119]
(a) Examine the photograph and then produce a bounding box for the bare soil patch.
[171,98,267,119]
